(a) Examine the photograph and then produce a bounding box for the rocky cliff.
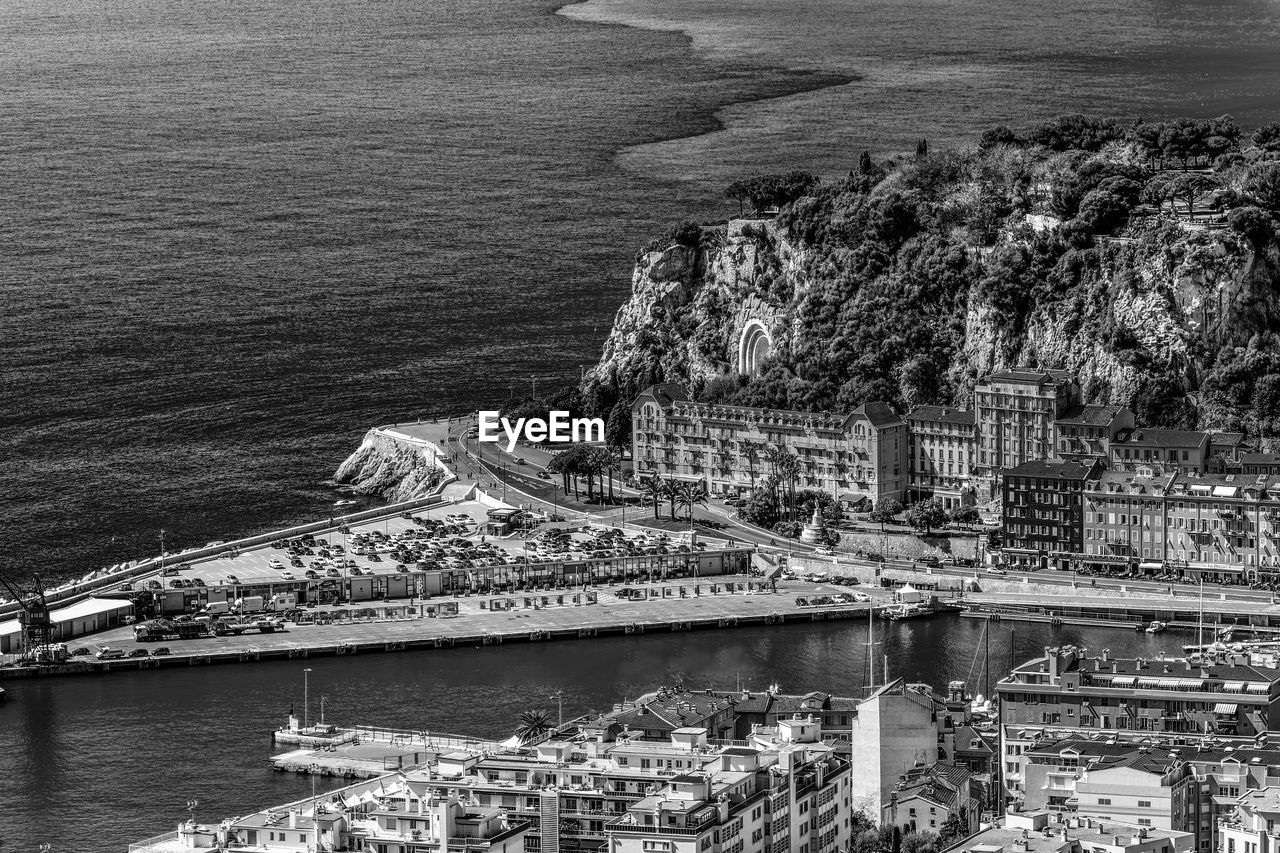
[584,143,1280,432]
[333,429,447,502]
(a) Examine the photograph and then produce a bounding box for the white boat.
[334,499,357,507]
[1145,621,1168,633]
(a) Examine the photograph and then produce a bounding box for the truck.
[213,616,284,635]
[267,592,297,612]
[237,595,265,613]
[134,619,215,642]
[201,601,232,616]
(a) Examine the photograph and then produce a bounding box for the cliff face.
[586,212,1280,427]
[333,429,446,502]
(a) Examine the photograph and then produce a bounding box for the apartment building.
[605,719,854,853]
[882,762,979,837]
[1054,405,1135,465]
[141,786,532,853]
[995,646,1280,804]
[1110,430,1209,476]
[1073,471,1280,581]
[1019,736,1280,853]
[631,385,908,506]
[942,811,1192,853]
[974,370,1079,499]
[713,690,860,739]
[905,405,978,509]
[1001,461,1099,569]
[1216,788,1280,853]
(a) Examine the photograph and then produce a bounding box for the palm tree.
[514,709,554,744]
[769,447,801,522]
[662,478,681,522]
[677,483,709,522]
[741,440,761,493]
[603,446,622,503]
[640,477,664,519]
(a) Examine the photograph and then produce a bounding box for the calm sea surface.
[0,617,1182,850]
[4,0,1280,847]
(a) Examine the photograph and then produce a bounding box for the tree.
[905,498,948,534]
[950,506,981,528]
[915,138,929,160]
[1028,113,1122,152]
[939,811,970,845]
[640,477,665,520]
[858,150,874,175]
[662,478,681,522]
[742,482,782,529]
[676,482,709,521]
[869,497,904,532]
[1245,164,1280,214]
[1253,122,1280,153]
[741,439,762,492]
[604,399,631,453]
[514,709,553,744]
[901,831,940,853]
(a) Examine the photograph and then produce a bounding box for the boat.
[1145,620,1167,634]
[333,499,357,507]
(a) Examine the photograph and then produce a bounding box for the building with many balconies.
[974,370,1080,500]
[905,405,978,509]
[995,647,1280,806]
[631,385,908,507]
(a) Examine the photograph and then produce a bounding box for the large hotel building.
[631,384,909,507]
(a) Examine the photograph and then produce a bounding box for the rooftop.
[906,405,976,426]
[1005,460,1098,480]
[1056,404,1129,426]
[981,369,1074,386]
[1113,428,1208,447]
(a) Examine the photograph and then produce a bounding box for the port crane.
[0,569,54,663]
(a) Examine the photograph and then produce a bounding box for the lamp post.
[303,668,312,728]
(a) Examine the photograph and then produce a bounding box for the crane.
[0,570,54,664]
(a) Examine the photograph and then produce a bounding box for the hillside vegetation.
[582,115,1280,436]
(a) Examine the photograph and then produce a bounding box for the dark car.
[866,554,886,563]
[305,570,319,579]
[70,647,92,657]
[168,579,184,589]
[291,557,304,567]
[367,553,381,562]
[192,578,205,587]
[226,575,239,584]
[537,471,551,479]
[147,580,163,590]
[152,647,171,656]
[127,649,150,658]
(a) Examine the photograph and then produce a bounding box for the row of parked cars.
[71,645,171,660]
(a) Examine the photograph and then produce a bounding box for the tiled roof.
[1005,460,1097,480]
[634,383,689,409]
[1114,428,1208,447]
[906,405,976,426]
[1056,404,1127,426]
[850,402,902,428]
[982,369,1073,385]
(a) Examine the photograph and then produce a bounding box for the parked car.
[127,649,150,658]
[96,648,125,660]
[152,647,171,656]
[70,647,91,657]
[226,575,239,584]
[305,570,319,579]
[537,471,551,479]
[986,567,1008,576]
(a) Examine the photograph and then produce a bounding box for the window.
[1138,800,1152,808]
[1098,798,1111,806]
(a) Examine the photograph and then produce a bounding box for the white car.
[280,571,297,581]
[986,567,1008,575]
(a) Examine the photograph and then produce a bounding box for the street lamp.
[303,668,313,728]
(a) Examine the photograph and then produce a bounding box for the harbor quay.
[0,573,891,678]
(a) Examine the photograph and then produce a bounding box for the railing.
[127,831,180,852]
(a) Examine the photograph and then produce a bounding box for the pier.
[0,577,906,679]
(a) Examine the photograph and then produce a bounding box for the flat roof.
[49,597,134,623]
[0,618,20,637]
